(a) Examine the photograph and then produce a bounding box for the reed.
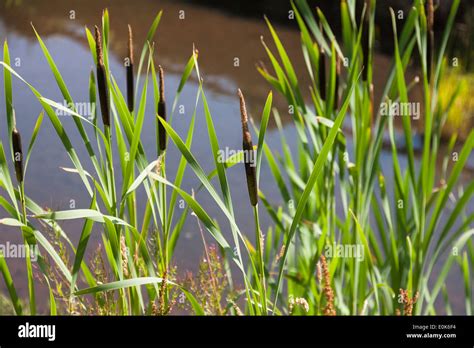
[95,25,110,128]
[426,0,434,83]
[126,24,134,112]
[158,65,167,153]
[238,88,267,313]
[318,44,327,100]
[258,0,472,316]
[0,0,471,317]
[238,89,258,206]
[11,124,23,184]
[362,0,371,81]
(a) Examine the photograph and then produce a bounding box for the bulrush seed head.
[426,0,435,82]
[238,89,258,206]
[427,0,434,32]
[334,54,341,110]
[319,46,326,100]
[12,125,24,184]
[158,65,167,152]
[95,25,111,127]
[362,0,370,81]
[126,24,134,112]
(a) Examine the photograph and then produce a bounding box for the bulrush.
[334,54,341,110]
[426,0,434,82]
[126,24,134,112]
[369,83,374,125]
[95,25,110,127]
[238,89,258,206]
[11,116,23,184]
[318,45,326,101]
[157,65,167,152]
[362,0,370,81]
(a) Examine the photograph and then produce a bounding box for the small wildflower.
[399,288,419,316]
[120,235,129,278]
[316,260,322,284]
[320,255,336,316]
[289,296,310,314]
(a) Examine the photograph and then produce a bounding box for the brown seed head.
[158,65,167,152]
[318,47,326,100]
[238,89,250,136]
[94,25,103,66]
[238,89,258,206]
[399,288,419,316]
[320,255,336,316]
[334,54,341,110]
[95,25,110,127]
[427,0,434,32]
[127,24,134,65]
[362,3,370,81]
[126,25,135,112]
[12,126,23,184]
[158,65,165,102]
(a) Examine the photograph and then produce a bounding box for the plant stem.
[253,204,267,314]
[19,183,36,315]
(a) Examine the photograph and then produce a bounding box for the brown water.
[0,0,472,313]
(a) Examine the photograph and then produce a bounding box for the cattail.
[426,0,434,82]
[95,25,110,128]
[11,115,23,184]
[427,0,434,34]
[362,0,370,81]
[334,54,341,110]
[157,65,167,152]
[238,89,258,206]
[126,24,134,112]
[369,83,374,125]
[319,46,326,100]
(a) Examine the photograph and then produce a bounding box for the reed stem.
[253,204,267,314]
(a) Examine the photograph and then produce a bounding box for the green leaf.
[273,78,356,312]
[0,255,23,315]
[75,277,167,295]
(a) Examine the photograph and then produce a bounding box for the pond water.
[0,0,472,313]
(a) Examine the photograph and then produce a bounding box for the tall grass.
[0,0,472,316]
[257,0,473,315]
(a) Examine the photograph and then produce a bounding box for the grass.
[0,0,473,316]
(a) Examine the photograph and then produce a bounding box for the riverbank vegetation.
[0,0,473,315]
